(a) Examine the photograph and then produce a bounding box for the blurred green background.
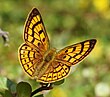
[0,0,110,97]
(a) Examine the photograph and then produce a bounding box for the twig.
[0,29,9,46]
[31,83,53,97]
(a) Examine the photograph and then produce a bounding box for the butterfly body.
[43,48,56,62]
[34,48,57,79]
[18,8,97,83]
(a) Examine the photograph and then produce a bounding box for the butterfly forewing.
[24,8,49,54]
[55,39,96,66]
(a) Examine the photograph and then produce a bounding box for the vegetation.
[0,0,110,97]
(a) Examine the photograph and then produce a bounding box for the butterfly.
[18,8,97,83]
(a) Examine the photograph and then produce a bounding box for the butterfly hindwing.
[18,43,43,77]
[55,39,96,66]
[38,61,70,83]
[24,8,49,54]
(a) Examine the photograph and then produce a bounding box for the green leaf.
[0,76,8,90]
[16,82,32,97]
[4,90,13,97]
[53,79,65,85]
[0,76,16,94]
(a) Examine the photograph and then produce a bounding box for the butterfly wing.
[18,43,43,77]
[24,8,49,54]
[55,39,97,66]
[37,60,70,83]
[38,39,96,83]
[18,8,49,77]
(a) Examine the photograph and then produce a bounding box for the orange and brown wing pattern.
[18,8,49,78]
[37,39,96,83]
[55,39,97,66]
[24,8,49,54]
[37,61,70,83]
[18,7,97,84]
[18,43,43,77]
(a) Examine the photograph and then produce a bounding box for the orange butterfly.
[18,8,97,83]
